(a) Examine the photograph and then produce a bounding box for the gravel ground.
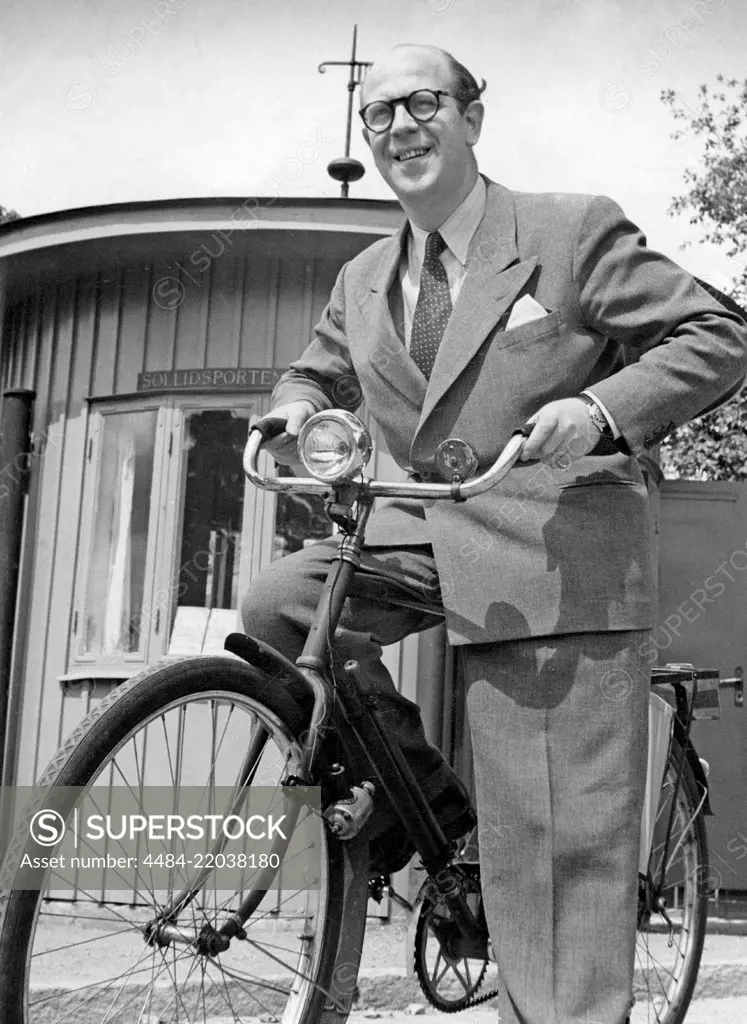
[168,998,747,1023]
[19,906,747,1023]
[344,999,747,1023]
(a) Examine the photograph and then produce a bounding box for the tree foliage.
[659,76,747,481]
[0,205,19,225]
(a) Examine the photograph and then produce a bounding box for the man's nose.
[389,102,419,135]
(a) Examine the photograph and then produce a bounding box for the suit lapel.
[416,182,537,429]
[355,222,427,408]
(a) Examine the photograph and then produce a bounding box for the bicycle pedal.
[368,876,389,903]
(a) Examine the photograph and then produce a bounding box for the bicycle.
[0,408,738,1024]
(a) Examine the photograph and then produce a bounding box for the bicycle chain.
[413,868,501,1013]
[414,931,500,1013]
[421,973,501,1013]
[457,983,501,1012]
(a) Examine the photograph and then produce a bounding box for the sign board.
[137,368,283,392]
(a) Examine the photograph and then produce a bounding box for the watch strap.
[578,393,614,438]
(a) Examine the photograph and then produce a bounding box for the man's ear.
[464,100,484,146]
[361,126,371,150]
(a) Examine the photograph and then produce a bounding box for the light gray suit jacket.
[273,179,747,645]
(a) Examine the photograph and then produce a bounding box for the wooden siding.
[1,229,399,785]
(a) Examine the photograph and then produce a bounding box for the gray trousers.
[241,538,649,1024]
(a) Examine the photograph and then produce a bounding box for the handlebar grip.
[251,416,290,441]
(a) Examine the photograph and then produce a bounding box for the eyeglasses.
[359,89,452,133]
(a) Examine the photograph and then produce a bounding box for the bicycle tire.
[635,736,709,1024]
[0,655,370,1024]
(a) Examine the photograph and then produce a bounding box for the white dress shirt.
[400,175,487,346]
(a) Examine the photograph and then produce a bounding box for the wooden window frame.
[69,398,167,674]
[68,393,270,678]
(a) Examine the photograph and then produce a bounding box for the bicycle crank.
[410,863,500,1012]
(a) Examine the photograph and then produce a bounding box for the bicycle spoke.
[433,951,451,987]
[634,738,707,1024]
[28,922,140,959]
[0,660,366,1024]
[30,940,168,1019]
[450,962,470,993]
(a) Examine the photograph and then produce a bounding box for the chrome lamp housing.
[297,410,373,482]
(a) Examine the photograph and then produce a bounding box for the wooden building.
[0,197,433,788]
[0,197,745,903]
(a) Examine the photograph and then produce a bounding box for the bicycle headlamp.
[297,411,372,482]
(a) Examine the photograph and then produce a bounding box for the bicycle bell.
[433,438,479,482]
[297,410,373,482]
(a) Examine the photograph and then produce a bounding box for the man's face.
[361,47,483,207]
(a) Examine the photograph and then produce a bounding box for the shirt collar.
[408,175,487,268]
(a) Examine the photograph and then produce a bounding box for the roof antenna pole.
[319,25,372,198]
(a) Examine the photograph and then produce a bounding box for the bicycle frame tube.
[238,422,529,940]
[268,486,482,932]
[302,654,484,941]
[244,429,464,841]
[654,680,700,898]
[280,491,374,782]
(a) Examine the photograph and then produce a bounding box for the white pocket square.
[505,294,548,330]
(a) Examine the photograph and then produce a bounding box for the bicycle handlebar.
[243,420,533,500]
[251,416,289,442]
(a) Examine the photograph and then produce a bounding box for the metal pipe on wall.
[0,388,35,780]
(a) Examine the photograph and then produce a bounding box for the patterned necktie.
[410,231,452,379]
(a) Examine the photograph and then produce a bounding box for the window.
[70,397,261,675]
[71,402,165,671]
[81,410,158,658]
[166,407,255,655]
[175,409,248,609]
[272,466,334,560]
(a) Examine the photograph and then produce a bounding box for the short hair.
[442,50,487,110]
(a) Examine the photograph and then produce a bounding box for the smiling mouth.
[394,146,430,163]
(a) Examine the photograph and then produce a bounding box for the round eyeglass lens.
[364,102,391,130]
[409,91,439,120]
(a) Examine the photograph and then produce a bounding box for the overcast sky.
[1,0,746,287]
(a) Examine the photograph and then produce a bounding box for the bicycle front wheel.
[635,737,709,1024]
[0,655,369,1024]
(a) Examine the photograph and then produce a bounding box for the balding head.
[361,45,486,111]
[361,45,448,107]
[358,44,485,230]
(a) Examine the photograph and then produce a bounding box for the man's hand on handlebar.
[254,396,605,474]
[254,401,317,467]
[520,398,602,468]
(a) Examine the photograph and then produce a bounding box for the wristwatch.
[578,393,614,438]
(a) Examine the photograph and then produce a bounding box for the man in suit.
[242,44,747,1024]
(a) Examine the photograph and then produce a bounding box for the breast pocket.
[479,310,586,418]
[497,310,562,350]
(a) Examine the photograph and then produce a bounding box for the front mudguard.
[225,631,337,775]
[224,631,387,795]
[224,632,315,707]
